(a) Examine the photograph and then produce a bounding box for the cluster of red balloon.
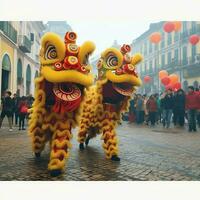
[149,21,200,46]
[159,70,181,91]
[149,21,182,44]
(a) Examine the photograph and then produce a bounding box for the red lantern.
[149,32,161,44]
[159,70,168,80]
[169,74,179,85]
[144,76,151,83]
[189,34,200,45]
[163,22,175,33]
[173,21,182,32]
[165,84,173,90]
[173,82,181,91]
[161,76,170,86]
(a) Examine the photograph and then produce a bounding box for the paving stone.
[0,122,200,180]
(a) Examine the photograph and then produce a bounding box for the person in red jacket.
[146,95,158,126]
[18,96,28,130]
[186,86,200,132]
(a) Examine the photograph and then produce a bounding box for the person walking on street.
[135,94,144,124]
[12,93,20,126]
[0,91,14,131]
[161,89,174,128]
[173,89,186,127]
[146,95,158,127]
[186,86,200,132]
[18,96,28,130]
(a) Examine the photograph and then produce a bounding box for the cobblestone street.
[0,122,200,181]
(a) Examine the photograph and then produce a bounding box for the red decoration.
[144,76,151,83]
[169,74,179,85]
[173,82,181,91]
[159,70,168,79]
[163,22,175,33]
[161,76,170,86]
[189,34,200,45]
[165,84,173,90]
[149,32,161,43]
[173,21,182,32]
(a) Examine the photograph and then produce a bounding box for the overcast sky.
[67,19,154,58]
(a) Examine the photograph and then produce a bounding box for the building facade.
[132,21,200,94]
[45,21,72,38]
[0,21,45,98]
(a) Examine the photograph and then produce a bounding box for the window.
[161,32,165,48]
[149,42,152,54]
[174,49,179,64]
[191,45,196,62]
[161,54,165,67]
[17,59,23,85]
[167,52,172,64]
[182,46,188,65]
[26,64,31,95]
[183,21,187,32]
[144,41,147,55]
[144,62,147,73]
[174,32,179,42]
[167,33,172,45]
[191,21,196,34]
[149,60,153,72]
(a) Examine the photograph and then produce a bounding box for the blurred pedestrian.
[12,93,20,126]
[135,94,144,124]
[0,91,14,131]
[173,89,185,127]
[18,96,28,130]
[161,89,174,128]
[186,86,200,132]
[146,95,158,126]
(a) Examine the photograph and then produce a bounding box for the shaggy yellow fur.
[77,46,142,160]
[28,32,95,174]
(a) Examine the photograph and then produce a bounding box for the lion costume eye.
[45,44,57,60]
[105,53,118,68]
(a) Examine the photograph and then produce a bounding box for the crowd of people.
[126,86,200,132]
[1,85,200,133]
[0,91,34,131]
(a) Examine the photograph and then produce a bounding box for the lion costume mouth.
[53,83,82,102]
[112,82,134,96]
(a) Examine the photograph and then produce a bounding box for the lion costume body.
[28,31,95,176]
[78,44,142,161]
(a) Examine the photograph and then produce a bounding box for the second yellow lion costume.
[78,44,142,161]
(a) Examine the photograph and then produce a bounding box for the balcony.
[0,21,17,43]
[18,35,31,53]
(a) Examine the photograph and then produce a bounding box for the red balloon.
[159,70,168,79]
[144,76,151,83]
[161,76,170,86]
[165,84,173,90]
[169,74,179,85]
[149,32,162,43]
[163,22,175,33]
[189,34,200,45]
[173,82,181,91]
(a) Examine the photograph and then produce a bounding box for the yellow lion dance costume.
[78,44,142,161]
[28,31,95,176]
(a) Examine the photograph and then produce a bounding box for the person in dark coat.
[0,91,14,131]
[12,93,20,126]
[173,89,185,127]
[160,89,174,128]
